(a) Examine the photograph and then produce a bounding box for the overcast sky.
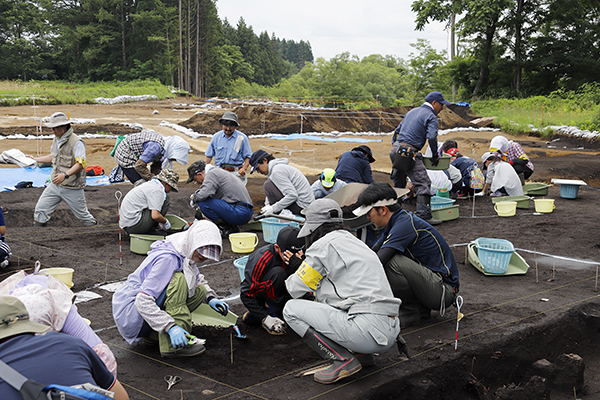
[216,0,450,62]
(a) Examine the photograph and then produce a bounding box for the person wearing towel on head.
[335,145,375,184]
[112,220,229,358]
[240,226,305,335]
[283,199,401,384]
[186,160,254,238]
[479,152,524,196]
[114,131,190,185]
[489,135,534,182]
[311,168,347,200]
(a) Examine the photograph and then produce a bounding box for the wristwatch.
[64,172,70,179]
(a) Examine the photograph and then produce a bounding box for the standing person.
[489,135,534,181]
[283,199,402,384]
[112,220,229,358]
[119,169,179,235]
[354,182,460,328]
[480,152,524,196]
[389,91,452,225]
[0,205,10,268]
[311,168,347,199]
[29,112,96,227]
[0,296,129,400]
[186,160,254,237]
[249,149,314,216]
[335,145,375,184]
[204,111,252,185]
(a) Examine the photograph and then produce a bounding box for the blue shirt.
[452,156,479,187]
[335,150,373,184]
[393,103,439,153]
[205,130,252,167]
[378,209,459,288]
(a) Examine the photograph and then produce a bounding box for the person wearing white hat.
[29,112,96,227]
[283,199,402,384]
[479,152,524,196]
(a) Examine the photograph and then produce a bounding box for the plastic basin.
[523,183,549,196]
[165,214,189,230]
[234,256,249,281]
[534,199,555,213]
[38,267,74,288]
[261,218,300,244]
[423,154,451,170]
[492,195,530,209]
[229,233,258,253]
[431,204,459,221]
[129,234,165,255]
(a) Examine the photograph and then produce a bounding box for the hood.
[165,220,222,259]
[267,158,289,177]
[162,136,191,169]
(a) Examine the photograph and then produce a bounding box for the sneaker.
[0,260,8,269]
[160,343,206,358]
[314,356,362,384]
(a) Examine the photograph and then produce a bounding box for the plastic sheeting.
[1,167,118,192]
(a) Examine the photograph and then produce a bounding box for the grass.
[0,80,174,106]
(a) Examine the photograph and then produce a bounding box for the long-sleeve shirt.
[393,103,439,154]
[267,158,314,213]
[335,151,373,184]
[192,167,252,205]
[205,129,252,167]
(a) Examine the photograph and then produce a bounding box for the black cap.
[186,160,206,183]
[276,226,304,252]
[352,145,375,163]
[249,149,270,174]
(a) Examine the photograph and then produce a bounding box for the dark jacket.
[335,150,374,184]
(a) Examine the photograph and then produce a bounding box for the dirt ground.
[1,99,600,400]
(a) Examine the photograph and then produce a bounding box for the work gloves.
[262,315,286,335]
[168,325,189,349]
[208,298,229,316]
[430,155,440,167]
[260,204,274,216]
[158,220,171,231]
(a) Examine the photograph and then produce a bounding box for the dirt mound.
[180,105,478,135]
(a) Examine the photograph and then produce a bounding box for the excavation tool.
[455,295,464,351]
[232,325,247,339]
[164,375,181,390]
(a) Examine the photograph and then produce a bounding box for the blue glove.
[168,325,189,349]
[208,298,229,316]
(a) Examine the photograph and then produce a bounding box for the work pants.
[34,183,96,226]
[197,198,253,226]
[263,179,303,215]
[123,195,170,235]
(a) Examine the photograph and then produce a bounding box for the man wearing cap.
[335,145,375,184]
[29,112,96,227]
[354,182,459,328]
[240,226,305,335]
[249,149,314,216]
[311,168,347,199]
[204,111,252,185]
[0,296,129,400]
[119,169,179,235]
[390,91,452,225]
[187,160,254,237]
[283,199,402,384]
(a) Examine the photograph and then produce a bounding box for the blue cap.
[425,91,451,106]
[249,149,270,174]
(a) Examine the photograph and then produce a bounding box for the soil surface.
[1,99,600,400]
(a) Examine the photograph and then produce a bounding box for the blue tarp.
[1,167,116,192]
[270,134,382,143]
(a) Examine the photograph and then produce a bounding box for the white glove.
[261,204,274,215]
[262,315,286,334]
[474,192,485,197]
[158,220,171,230]
[189,194,195,208]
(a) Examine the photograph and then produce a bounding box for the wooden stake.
[595,266,598,292]
[535,250,539,284]
[230,332,234,364]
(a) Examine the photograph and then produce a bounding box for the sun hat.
[353,198,398,217]
[425,91,451,106]
[320,168,337,189]
[218,111,239,127]
[156,168,179,192]
[276,226,305,252]
[481,152,493,164]
[249,149,270,174]
[446,148,460,157]
[352,145,375,163]
[0,296,50,340]
[44,112,70,128]
[298,199,343,238]
[186,160,206,183]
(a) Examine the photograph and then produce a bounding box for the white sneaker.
[0,260,9,269]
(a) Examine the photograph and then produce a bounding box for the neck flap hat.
[156,168,179,192]
[0,296,50,340]
[298,199,343,238]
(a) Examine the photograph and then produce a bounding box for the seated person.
[0,296,129,400]
[335,145,375,184]
[489,135,534,181]
[481,152,524,196]
[311,168,347,199]
[441,141,484,197]
[240,226,305,335]
[354,182,460,328]
[249,149,314,216]
[0,205,10,269]
[119,169,179,235]
[187,160,254,237]
[112,220,229,358]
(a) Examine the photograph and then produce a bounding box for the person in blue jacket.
[335,145,375,184]
[442,140,484,197]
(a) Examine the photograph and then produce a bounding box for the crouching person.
[240,226,305,335]
[283,199,401,384]
[112,220,229,358]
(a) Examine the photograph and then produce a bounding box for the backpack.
[0,359,113,400]
[85,166,105,176]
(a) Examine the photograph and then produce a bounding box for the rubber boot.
[416,195,442,226]
[302,327,362,384]
[399,302,422,328]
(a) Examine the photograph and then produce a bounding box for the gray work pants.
[34,183,96,226]
[283,299,400,355]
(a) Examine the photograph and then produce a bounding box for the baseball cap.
[44,112,70,128]
[481,152,493,164]
[276,226,304,252]
[320,168,336,189]
[0,296,50,340]
[298,199,343,238]
[425,91,451,106]
[446,148,460,157]
[249,149,270,174]
[186,160,206,183]
[156,168,179,192]
[352,145,375,163]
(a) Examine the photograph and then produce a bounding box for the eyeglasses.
[222,122,237,127]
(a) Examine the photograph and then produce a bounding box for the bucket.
[234,256,249,281]
[261,218,300,244]
[534,199,555,213]
[229,233,258,253]
[130,234,165,255]
[38,268,74,288]
[494,201,517,217]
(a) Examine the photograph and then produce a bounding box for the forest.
[1,0,599,105]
